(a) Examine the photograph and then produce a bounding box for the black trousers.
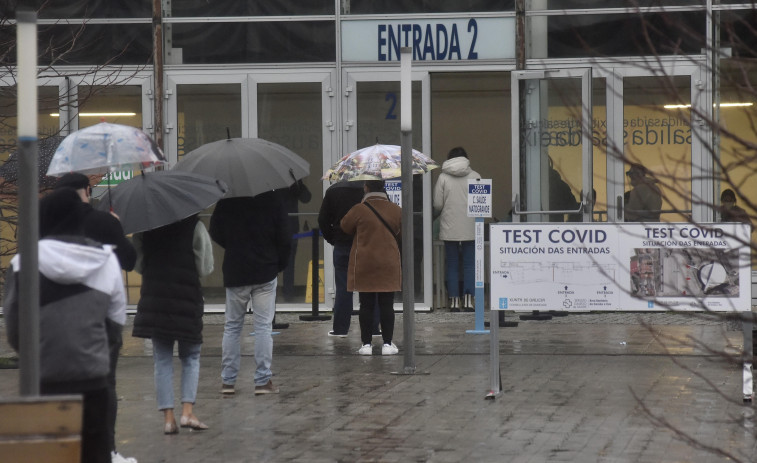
[358,291,395,345]
[105,319,123,453]
[41,383,110,463]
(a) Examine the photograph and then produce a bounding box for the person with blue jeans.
[222,280,277,388]
[433,147,480,312]
[210,192,290,396]
[132,215,214,434]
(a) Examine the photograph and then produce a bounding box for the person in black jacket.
[54,173,137,271]
[53,172,137,462]
[210,191,290,396]
[5,187,126,463]
[318,181,365,336]
[132,214,213,435]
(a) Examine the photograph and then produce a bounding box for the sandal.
[164,420,179,435]
[180,415,209,430]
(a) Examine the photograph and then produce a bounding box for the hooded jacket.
[4,237,126,390]
[433,156,481,241]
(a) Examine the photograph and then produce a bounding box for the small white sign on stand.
[385,180,402,207]
[467,179,492,334]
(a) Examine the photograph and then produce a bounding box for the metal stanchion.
[299,228,331,321]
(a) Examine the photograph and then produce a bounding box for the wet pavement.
[1,310,757,462]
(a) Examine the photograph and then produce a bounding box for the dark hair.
[626,163,647,176]
[721,189,737,202]
[364,179,385,192]
[54,172,90,191]
[447,147,467,160]
[39,187,84,237]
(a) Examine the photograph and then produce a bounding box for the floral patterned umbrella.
[323,143,438,182]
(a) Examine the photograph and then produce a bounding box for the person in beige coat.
[340,179,402,355]
[433,147,480,312]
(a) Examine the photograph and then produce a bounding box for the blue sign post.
[466,179,491,335]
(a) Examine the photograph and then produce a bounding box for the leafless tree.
[0,5,149,281]
[547,4,757,461]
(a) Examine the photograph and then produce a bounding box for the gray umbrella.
[0,135,65,190]
[94,170,228,235]
[173,137,310,198]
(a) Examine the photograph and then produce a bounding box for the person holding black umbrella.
[211,191,290,395]
[132,214,214,434]
[53,173,137,463]
[4,187,126,463]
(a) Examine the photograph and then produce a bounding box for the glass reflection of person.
[547,157,580,222]
[624,163,662,222]
[719,189,749,224]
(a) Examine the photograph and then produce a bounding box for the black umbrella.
[0,135,65,190]
[94,170,228,235]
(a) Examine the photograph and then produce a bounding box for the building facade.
[1,1,755,309]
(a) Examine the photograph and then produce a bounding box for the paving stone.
[1,311,756,462]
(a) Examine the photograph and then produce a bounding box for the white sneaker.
[358,344,372,355]
[112,452,138,463]
[382,343,399,355]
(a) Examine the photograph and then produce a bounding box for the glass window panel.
[546,12,704,58]
[176,84,242,160]
[544,1,704,8]
[76,85,143,129]
[346,0,513,14]
[623,76,691,223]
[430,72,510,223]
[591,78,608,222]
[719,9,757,60]
[0,86,61,272]
[517,77,584,222]
[356,80,426,301]
[0,86,60,159]
[22,0,152,18]
[171,22,335,64]
[258,82,324,304]
[14,25,154,66]
[77,85,145,304]
[717,61,756,238]
[170,0,334,16]
[175,83,241,304]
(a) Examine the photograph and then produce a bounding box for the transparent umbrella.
[46,122,165,177]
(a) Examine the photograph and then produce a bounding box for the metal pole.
[299,228,330,321]
[16,8,40,397]
[399,47,415,374]
[152,0,164,148]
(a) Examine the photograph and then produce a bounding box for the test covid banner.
[490,223,751,312]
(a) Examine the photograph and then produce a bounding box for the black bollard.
[300,228,331,321]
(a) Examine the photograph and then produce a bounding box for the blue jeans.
[222,278,277,387]
[444,240,475,297]
[331,242,352,335]
[152,337,201,410]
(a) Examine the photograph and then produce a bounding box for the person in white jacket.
[433,147,480,312]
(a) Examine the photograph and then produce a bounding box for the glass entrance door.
[512,66,704,226]
[605,67,702,223]
[164,71,335,308]
[511,68,593,224]
[342,70,432,307]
